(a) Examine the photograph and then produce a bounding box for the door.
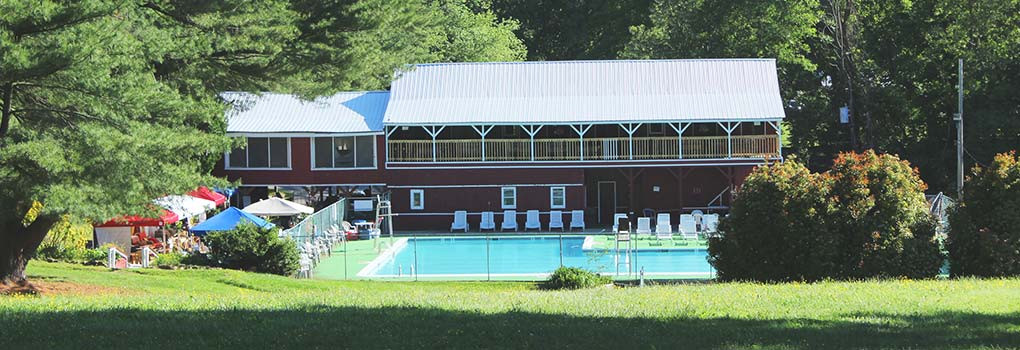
[597,181,616,225]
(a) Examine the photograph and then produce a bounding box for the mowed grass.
[2,262,1019,349]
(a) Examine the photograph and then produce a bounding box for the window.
[226,137,289,169]
[501,187,517,209]
[550,187,566,209]
[313,136,376,169]
[410,189,424,210]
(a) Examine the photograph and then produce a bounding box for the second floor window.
[313,136,376,169]
[226,137,289,169]
[501,187,517,209]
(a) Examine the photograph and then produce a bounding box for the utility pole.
[955,59,964,199]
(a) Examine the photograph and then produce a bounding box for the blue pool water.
[366,236,712,276]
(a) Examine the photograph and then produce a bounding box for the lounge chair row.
[451,210,585,232]
[613,212,720,241]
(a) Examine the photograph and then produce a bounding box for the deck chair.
[450,210,469,232]
[612,213,630,233]
[691,210,705,232]
[501,210,518,231]
[569,210,585,231]
[636,217,652,237]
[654,213,673,244]
[679,214,698,240]
[525,210,541,231]
[480,211,496,231]
[548,210,565,231]
[702,214,720,237]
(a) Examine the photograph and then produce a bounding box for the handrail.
[107,247,128,269]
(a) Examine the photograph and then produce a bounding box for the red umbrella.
[95,210,180,227]
[188,186,227,206]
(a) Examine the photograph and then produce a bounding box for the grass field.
[2,262,1019,349]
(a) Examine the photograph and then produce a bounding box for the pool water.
[365,236,713,277]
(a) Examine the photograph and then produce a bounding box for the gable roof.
[222,91,388,134]
[384,59,785,125]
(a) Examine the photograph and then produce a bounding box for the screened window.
[550,187,566,209]
[501,187,517,209]
[410,189,424,210]
[226,137,289,169]
[313,136,375,169]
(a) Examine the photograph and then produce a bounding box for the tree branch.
[0,83,13,144]
[140,2,205,29]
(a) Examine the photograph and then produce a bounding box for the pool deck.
[312,232,710,281]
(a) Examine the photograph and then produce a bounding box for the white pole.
[956,59,964,199]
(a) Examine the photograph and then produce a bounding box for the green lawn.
[3,262,1019,349]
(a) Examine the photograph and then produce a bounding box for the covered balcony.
[386,121,782,163]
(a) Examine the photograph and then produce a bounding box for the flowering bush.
[947,152,1020,277]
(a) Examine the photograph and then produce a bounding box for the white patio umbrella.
[154,195,217,221]
[242,197,314,216]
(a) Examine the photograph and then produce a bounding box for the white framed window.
[550,186,566,209]
[410,189,424,210]
[312,135,376,169]
[226,137,290,169]
[501,187,517,209]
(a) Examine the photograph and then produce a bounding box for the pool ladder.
[615,231,634,276]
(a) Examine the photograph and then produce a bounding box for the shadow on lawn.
[1,306,1017,349]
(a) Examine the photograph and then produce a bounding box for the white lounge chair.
[612,213,629,233]
[480,211,496,231]
[691,210,704,231]
[451,210,469,232]
[702,214,719,236]
[501,210,518,231]
[654,213,673,244]
[569,210,585,231]
[636,217,652,236]
[525,210,541,231]
[679,214,698,240]
[548,210,564,231]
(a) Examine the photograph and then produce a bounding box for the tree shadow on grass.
[0,307,1017,349]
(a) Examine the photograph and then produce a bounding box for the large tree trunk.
[1,215,59,284]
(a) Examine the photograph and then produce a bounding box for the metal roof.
[384,59,786,125]
[223,91,388,134]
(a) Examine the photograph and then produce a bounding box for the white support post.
[668,122,691,159]
[385,126,399,164]
[423,125,445,162]
[471,125,494,161]
[717,122,740,158]
[521,125,543,161]
[766,121,783,159]
[569,124,592,161]
[619,123,642,160]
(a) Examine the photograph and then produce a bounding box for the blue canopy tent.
[190,207,274,236]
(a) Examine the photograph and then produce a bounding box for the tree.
[709,158,836,282]
[0,0,525,284]
[948,152,1020,277]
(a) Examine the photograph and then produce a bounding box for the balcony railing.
[388,134,779,162]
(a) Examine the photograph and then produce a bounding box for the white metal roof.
[223,91,388,134]
[384,59,786,125]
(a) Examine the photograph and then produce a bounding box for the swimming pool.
[360,236,713,278]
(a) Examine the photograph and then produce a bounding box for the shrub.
[203,222,299,276]
[181,253,214,267]
[155,252,184,268]
[947,152,1020,277]
[33,215,92,261]
[826,151,944,279]
[709,152,944,282]
[543,267,611,290]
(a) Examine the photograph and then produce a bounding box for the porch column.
[521,125,543,161]
[766,121,783,160]
[471,125,494,161]
[423,125,446,162]
[619,123,642,160]
[717,122,740,158]
[569,124,592,161]
[385,126,399,163]
[668,122,691,159]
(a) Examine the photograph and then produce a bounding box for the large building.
[214,59,786,230]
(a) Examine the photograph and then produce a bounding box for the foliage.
[34,247,106,266]
[155,252,185,268]
[4,261,1020,348]
[709,158,836,282]
[542,266,611,290]
[37,216,92,257]
[948,152,1020,277]
[181,253,215,267]
[826,151,944,279]
[204,222,299,276]
[710,152,943,281]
